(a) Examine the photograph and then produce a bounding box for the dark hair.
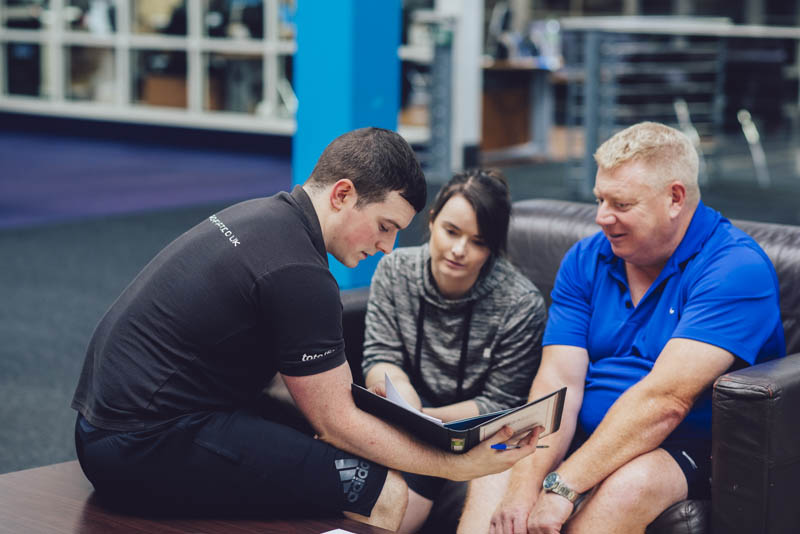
[428,168,512,257]
[306,127,427,212]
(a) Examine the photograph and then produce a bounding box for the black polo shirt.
[72,186,346,431]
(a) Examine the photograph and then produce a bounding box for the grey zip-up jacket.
[362,244,546,414]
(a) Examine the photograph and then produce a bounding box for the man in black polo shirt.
[72,127,540,531]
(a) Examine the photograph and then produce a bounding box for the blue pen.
[492,443,549,450]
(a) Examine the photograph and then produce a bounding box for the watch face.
[543,472,559,490]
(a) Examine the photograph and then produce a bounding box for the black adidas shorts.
[75,409,388,518]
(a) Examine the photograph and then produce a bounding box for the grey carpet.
[0,204,226,474]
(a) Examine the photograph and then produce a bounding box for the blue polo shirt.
[543,201,785,442]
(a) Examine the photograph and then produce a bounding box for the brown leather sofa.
[341,198,800,534]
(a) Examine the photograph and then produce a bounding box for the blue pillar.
[292,0,402,290]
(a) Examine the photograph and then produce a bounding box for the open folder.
[351,377,566,453]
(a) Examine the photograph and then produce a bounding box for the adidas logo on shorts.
[335,458,371,503]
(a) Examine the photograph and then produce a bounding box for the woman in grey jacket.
[362,169,547,532]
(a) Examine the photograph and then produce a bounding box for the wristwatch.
[542,471,583,505]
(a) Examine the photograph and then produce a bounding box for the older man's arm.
[454,345,587,534]
[527,337,735,532]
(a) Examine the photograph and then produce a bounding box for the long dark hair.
[427,169,511,257]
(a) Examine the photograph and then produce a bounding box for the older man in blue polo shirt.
[457,121,785,534]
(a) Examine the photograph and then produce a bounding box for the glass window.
[277,0,295,41]
[132,0,185,35]
[2,0,48,30]
[205,0,263,39]
[5,42,47,96]
[65,46,115,102]
[206,52,262,113]
[64,0,116,33]
[275,53,295,117]
[131,49,187,108]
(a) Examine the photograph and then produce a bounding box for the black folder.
[352,384,566,453]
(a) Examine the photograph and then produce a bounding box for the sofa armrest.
[711,352,800,533]
[646,500,709,534]
[341,287,371,386]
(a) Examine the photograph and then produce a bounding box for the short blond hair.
[594,122,700,204]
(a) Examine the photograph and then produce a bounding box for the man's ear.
[329,179,357,211]
[668,181,687,217]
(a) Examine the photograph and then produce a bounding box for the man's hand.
[527,491,573,534]
[450,426,543,482]
[489,488,536,534]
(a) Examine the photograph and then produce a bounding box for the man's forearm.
[289,362,544,485]
[318,398,541,483]
[319,401,459,479]
[291,364,454,477]
[503,372,584,502]
[288,364,527,482]
[506,417,578,497]
[556,381,687,494]
[555,338,735,496]
[488,344,588,501]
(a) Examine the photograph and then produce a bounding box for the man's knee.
[345,469,408,531]
[600,448,688,508]
[580,449,687,520]
[566,450,688,534]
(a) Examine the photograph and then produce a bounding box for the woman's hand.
[364,363,423,410]
[367,382,387,397]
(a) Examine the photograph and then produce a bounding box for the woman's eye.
[379,224,389,233]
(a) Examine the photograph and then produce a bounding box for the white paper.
[384,373,443,425]
[320,530,357,534]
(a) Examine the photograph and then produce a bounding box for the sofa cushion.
[507,199,597,307]
[733,219,800,354]
[646,500,709,534]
